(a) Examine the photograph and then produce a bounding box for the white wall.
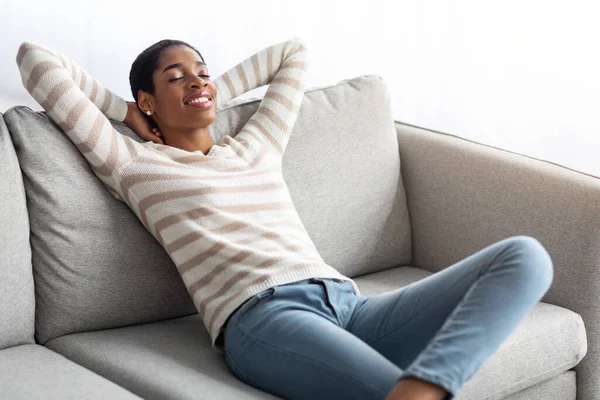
[2,0,599,176]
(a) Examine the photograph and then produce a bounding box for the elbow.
[290,37,307,52]
[16,41,36,67]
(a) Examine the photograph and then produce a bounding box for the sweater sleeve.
[16,41,144,201]
[212,38,308,158]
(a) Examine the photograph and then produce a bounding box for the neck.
[161,126,214,155]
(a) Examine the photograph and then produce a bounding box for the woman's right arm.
[16,42,148,200]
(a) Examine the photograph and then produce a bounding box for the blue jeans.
[223,236,553,400]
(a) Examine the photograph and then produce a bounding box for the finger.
[139,132,161,145]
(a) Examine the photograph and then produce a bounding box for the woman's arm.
[213,38,308,157]
[16,42,147,200]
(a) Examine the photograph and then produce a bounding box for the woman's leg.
[223,278,406,400]
[344,235,554,399]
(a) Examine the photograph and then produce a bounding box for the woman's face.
[147,45,217,131]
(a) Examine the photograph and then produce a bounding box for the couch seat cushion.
[0,344,141,399]
[45,267,585,400]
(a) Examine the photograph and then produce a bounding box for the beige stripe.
[244,140,273,166]
[121,159,274,196]
[174,219,306,256]
[284,61,307,71]
[26,61,61,94]
[75,111,105,153]
[154,200,294,238]
[213,200,295,214]
[16,43,53,68]
[185,249,254,292]
[100,88,112,114]
[286,44,304,59]
[139,181,288,229]
[243,119,283,155]
[63,96,91,132]
[90,78,99,103]
[266,46,274,79]
[222,73,236,101]
[250,53,261,87]
[69,58,78,81]
[154,205,214,235]
[263,90,294,112]
[123,136,139,161]
[71,110,122,180]
[167,221,245,253]
[271,75,302,91]
[129,155,197,172]
[166,210,307,255]
[79,68,87,92]
[172,154,224,165]
[207,262,318,329]
[43,79,73,112]
[257,106,288,132]
[235,64,249,93]
[178,241,228,275]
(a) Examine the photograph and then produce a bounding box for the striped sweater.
[17,38,360,353]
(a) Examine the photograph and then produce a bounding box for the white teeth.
[188,97,210,104]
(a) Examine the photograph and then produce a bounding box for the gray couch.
[0,74,594,399]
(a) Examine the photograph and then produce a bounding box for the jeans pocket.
[232,287,277,323]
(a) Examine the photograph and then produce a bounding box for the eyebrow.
[162,61,207,75]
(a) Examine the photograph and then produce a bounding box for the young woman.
[16,37,553,400]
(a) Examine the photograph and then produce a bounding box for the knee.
[506,236,554,291]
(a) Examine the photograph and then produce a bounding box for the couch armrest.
[395,121,600,399]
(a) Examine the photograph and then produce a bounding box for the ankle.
[385,377,448,400]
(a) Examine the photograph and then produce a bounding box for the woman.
[16,37,553,400]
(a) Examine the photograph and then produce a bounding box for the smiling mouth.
[185,97,212,105]
[184,91,213,106]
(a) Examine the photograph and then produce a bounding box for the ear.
[137,90,154,113]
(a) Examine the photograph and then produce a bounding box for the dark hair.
[129,39,205,128]
[129,39,204,100]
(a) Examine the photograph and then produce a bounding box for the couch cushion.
[0,344,141,399]
[47,315,280,400]
[212,75,412,278]
[5,74,411,343]
[0,112,35,349]
[499,371,575,400]
[45,266,585,400]
[5,107,198,345]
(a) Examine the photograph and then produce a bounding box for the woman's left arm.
[212,38,308,157]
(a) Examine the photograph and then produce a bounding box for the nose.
[189,75,207,89]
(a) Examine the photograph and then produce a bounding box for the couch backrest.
[5,74,411,343]
[0,112,35,349]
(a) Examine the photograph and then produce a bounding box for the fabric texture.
[45,265,584,400]
[498,371,575,400]
[15,39,410,350]
[0,112,35,349]
[0,344,141,400]
[395,121,600,400]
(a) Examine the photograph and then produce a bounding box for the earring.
[146,110,152,116]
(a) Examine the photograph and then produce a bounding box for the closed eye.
[169,74,211,82]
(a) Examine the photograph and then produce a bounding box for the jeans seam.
[225,349,250,383]
[368,270,473,347]
[232,318,384,399]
